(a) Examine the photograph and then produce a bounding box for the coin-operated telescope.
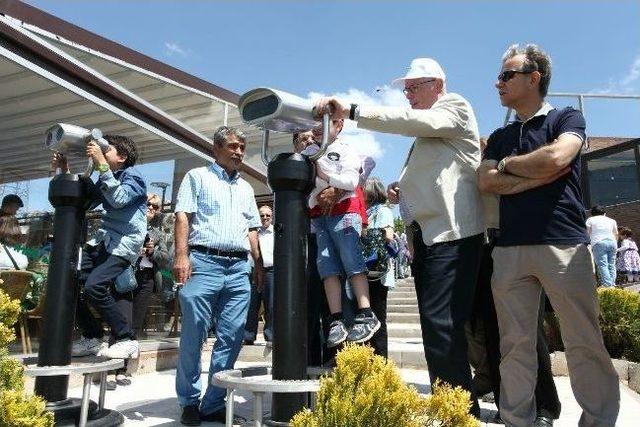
[238,88,330,165]
[238,88,330,425]
[35,123,125,426]
[44,123,111,176]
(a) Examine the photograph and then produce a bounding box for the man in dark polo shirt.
[478,44,619,427]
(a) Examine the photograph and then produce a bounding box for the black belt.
[190,245,247,259]
[264,266,274,271]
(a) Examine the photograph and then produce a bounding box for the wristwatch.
[497,157,508,173]
[96,163,110,174]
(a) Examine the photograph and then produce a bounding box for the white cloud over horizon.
[164,41,188,57]
[593,54,640,94]
[305,86,407,160]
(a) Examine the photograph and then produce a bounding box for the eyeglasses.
[147,202,160,210]
[497,69,533,83]
[403,79,436,95]
[260,214,271,218]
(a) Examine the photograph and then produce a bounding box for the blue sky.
[14,1,640,212]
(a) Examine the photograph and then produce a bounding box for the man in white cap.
[315,58,485,415]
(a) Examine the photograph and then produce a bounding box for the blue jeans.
[312,213,366,280]
[592,239,617,287]
[175,250,250,414]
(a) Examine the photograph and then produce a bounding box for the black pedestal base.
[47,398,124,426]
[264,420,292,427]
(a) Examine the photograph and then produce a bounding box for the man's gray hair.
[502,43,552,97]
[213,125,246,146]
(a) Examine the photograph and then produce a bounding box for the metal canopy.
[0,10,293,195]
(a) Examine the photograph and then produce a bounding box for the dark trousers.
[472,243,561,419]
[368,279,389,358]
[244,268,274,342]
[132,268,155,336]
[412,229,483,415]
[76,243,134,340]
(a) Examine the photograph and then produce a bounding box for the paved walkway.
[68,362,640,426]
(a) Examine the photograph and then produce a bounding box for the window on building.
[587,148,640,206]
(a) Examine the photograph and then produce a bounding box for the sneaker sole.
[326,332,348,349]
[348,321,382,344]
[71,347,102,357]
[100,349,139,359]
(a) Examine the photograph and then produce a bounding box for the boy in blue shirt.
[52,135,147,359]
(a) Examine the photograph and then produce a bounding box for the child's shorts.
[312,212,367,280]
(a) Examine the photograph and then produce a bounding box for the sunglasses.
[402,79,436,95]
[147,202,160,210]
[498,69,534,83]
[260,214,271,218]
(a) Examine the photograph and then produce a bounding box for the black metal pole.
[269,153,314,424]
[35,174,88,402]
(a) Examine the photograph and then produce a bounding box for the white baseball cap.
[392,58,446,86]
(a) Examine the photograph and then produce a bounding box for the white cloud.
[304,86,407,160]
[593,54,640,94]
[620,55,640,88]
[164,41,188,57]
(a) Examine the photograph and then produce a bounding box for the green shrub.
[0,288,54,427]
[0,389,54,427]
[291,344,478,427]
[0,356,24,392]
[598,288,640,362]
[0,291,20,348]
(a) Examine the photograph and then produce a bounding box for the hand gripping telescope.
[238,88,331,165]
[44,123,111,177]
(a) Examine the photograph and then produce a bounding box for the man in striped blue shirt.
[173,126,262,426]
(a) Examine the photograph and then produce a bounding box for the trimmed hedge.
[0,288,54,427]
[598,288,640,362]
[291,344,479,427]
[543,288,640,363]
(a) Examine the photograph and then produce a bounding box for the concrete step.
[394,282,415,289]
[388,290,416,298]
[387,304,419,314]
[236,339,428,369]
[387,312,420,323]
[388,297,417,304]
[388,323,423,339]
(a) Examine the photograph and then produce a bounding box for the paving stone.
[65,362,640,426]
[629,362,640,394]
[612,357,630,383]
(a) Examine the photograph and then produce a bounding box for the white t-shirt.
[308,139,361,210]
[0,245,29,270]
[258,225,274,268]
[585,215,617,245]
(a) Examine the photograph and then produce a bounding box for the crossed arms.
[477,133,583,195]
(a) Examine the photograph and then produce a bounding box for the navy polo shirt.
[484,104,590,247]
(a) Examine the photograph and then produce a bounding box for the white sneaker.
[99,340,139,359]
[71,337,106,357]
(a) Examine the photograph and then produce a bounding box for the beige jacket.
[358,92,485,244]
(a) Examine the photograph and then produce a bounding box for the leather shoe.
[200,408,246,424]
[180,405,201,426]
[534,415,554,427]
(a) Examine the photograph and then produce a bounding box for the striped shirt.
[175,162,260,252]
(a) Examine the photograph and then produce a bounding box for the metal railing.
[503,92,640,126]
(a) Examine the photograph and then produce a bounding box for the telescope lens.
[242,95,279,122]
